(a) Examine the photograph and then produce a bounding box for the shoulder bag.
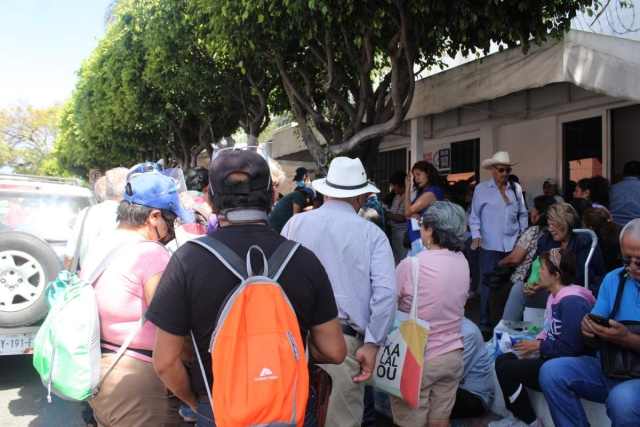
[600,270,640,380]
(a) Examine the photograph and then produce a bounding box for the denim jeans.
[194,386,318,427]
[540,356,640,427]
[502,281,549,321]
[478,248,508,332]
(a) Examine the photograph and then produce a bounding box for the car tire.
[0,232,61,327]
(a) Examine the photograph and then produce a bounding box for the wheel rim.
[0,250,46,312]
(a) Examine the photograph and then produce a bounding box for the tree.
[201,0,605,171]
[0,103,62,175]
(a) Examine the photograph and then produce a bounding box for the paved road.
[0,354,397,427]
[0,299,481,426]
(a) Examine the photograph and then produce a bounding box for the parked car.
[0,174,94,330]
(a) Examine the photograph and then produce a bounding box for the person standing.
[469,151,528,338]
[268,187,314,233]
[542,178,565,203]
[384,171,409,265]
[148,149,346,427]
[404,161,444,256]
[609,160,640,227]
[282,157,397,427]
[64,167,129,270]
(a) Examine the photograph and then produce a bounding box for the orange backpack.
[191,236,309,427]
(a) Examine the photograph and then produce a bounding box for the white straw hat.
[312,157,379,198]
[481,151,519,170]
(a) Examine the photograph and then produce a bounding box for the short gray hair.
[421,201,466,251]
[105,167,129,199]
[620,218,640,245]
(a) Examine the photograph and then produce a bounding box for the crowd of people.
[62,149,640,427]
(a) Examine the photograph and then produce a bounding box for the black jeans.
[450,388,488,419]
[81,401,97,426]
[195,385,318,427]
[495,352,547,424]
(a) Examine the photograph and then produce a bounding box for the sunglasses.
[619,254,640,267]
[127,162,164,180]
[493,166,512,174]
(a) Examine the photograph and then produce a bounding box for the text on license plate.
[0,333,36,355]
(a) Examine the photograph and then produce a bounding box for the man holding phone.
[539,218,640,427]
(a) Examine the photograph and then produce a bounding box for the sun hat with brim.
[312,157,379,198]
[124,174,195,223]
[481,151,519,170]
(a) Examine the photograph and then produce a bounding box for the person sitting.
[404,161,444,256]
[542,178,565,203]
[582,207,622,273]
[539,219,640,427]
[450,317,495,420]
[502,203,606,321]
[488,195,557,326]
[490,249,596,427]
[392,201,469,427]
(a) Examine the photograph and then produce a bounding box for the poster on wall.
[438,149,450,169]
[423,152,433,162]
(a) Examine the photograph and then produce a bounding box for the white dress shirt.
[281,200,397,345]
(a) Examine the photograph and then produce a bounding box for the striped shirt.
[281,200,397,345]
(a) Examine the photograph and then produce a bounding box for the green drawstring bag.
[525,257,542,291]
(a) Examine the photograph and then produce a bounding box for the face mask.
[296,180,306,188]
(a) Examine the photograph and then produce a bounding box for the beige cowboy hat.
[312,157,379,198]
[481,151,519,170]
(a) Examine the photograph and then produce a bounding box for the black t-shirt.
[146,224,338,400]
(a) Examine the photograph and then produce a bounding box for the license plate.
[0,332,36,355]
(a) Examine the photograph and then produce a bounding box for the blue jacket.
[530,232,606,297]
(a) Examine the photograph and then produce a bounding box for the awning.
[406,31,640,120]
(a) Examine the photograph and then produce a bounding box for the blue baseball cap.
[124,174,195,223]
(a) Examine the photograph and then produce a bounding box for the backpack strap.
[266,240,300,281]
[91,314,147,397]
[190,235,248,280]
[608,270,629,320]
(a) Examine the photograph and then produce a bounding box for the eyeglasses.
[493,166,512,174]
[547,223,559,231]
[127,162,164,180]
[619,255,640,267]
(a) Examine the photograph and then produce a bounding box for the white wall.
[498,117,557,199]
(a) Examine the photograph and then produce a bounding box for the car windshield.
[0,192,90,242]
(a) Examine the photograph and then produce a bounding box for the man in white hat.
[469,151,528,338]
[281,156,397,427]
[542,178,565,203]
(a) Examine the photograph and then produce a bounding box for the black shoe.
[481,330,493,342]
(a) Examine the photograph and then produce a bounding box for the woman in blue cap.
[81,173,194,427]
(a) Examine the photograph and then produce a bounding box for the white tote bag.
[373,256,430,409]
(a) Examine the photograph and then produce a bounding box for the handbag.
[600,270,640,380]
[483,265,514,289]
[402,231,411,249]
[373,257,430,409]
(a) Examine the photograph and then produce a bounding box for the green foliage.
[0,103,63,175]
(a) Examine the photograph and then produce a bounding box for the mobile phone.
[587,313,611,328]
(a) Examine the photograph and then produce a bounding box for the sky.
[0,0,638,110]
[0,0,112,109]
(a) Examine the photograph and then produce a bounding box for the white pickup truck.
[0,174,94,355]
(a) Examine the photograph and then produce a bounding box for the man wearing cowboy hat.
[282,156,397,427]
[469,151,528,338]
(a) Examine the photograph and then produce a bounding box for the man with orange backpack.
[147,147,347,427]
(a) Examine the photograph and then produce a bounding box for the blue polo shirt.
[592,268,640,321]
